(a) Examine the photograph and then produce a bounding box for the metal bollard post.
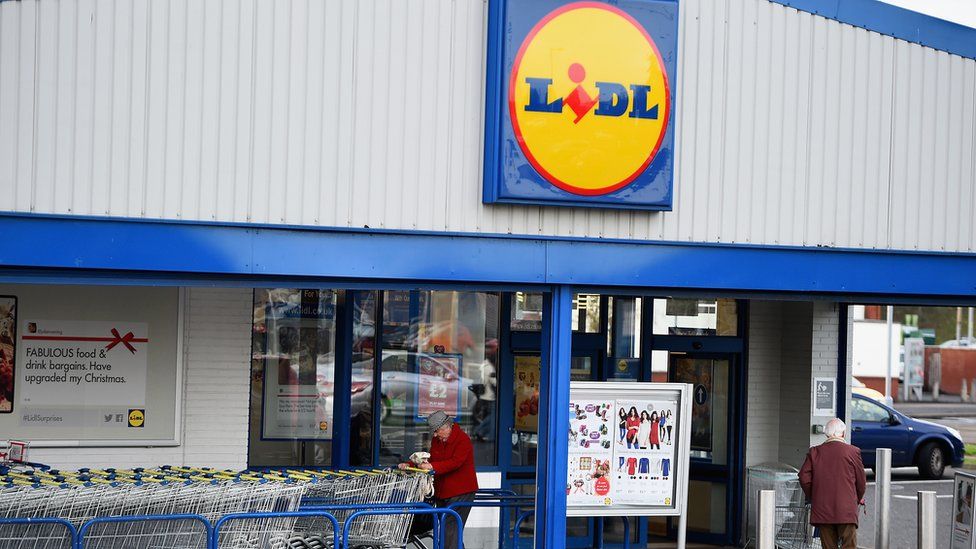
[962,382,969,403]
[757,489,775,549]
[933,381,940,401]
[917,490,936,549]
[875,448,891,549]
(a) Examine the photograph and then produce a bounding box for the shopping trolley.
[0,467,306,549]
[773,480,821,549]
[288,468,435,549]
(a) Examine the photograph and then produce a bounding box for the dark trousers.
[817,523,857,549]
[409,492,475,549]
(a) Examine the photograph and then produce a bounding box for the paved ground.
[858,468,958,549]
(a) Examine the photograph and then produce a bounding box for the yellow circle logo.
[509,2,670,196]
[128,409,145,428]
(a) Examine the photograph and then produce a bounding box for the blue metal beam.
[2,214,976,299]
[536,287,572,549]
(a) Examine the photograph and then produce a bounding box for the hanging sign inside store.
[415,353,464,419]
[952,471,976,549]
[483,0,678,210]
[567,382,691,517]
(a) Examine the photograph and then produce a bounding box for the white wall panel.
[1,0,975,252]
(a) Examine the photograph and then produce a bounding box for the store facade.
[1,0,976,547]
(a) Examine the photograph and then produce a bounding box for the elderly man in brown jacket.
[799,418,867,549]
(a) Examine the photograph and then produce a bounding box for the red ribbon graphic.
[105,328,138,354]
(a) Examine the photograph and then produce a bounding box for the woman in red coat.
[401,410,479,549]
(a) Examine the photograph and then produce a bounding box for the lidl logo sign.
[484,0,677,209]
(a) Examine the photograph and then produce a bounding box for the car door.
[850,396,910,467]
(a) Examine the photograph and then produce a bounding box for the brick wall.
[745,301,783,466]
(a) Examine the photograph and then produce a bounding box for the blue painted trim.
[536,287,572,549]
[332,291,354,469]
[3,215,976,299]
[769,0,976,60]
[836,304,849,424]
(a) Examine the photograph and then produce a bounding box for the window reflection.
[653,298,738,336]
[374,291,499,466]
[249,289,336,467]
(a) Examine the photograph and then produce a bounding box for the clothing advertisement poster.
[568,396,679,508]
[0,297,14,413]
[612,398,678,506]
[567,400,615,506]
[514,355,541,433]
[952,472,976,549]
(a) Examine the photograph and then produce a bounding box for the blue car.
[851,393,965,479]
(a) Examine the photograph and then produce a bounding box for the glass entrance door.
[667,354,739,545]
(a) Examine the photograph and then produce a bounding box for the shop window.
[350,291,377,467]
[652,298,738,336]
[573,293,601,333]
[248,289,337,467]
[511,292,543,331]
[377,291,499,466]
[510,292,600,333]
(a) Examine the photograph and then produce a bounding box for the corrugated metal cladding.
[1,0,974,252]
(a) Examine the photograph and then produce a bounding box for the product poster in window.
[613,398,678,506]
[0,297,15,413]
[260,293,335,440]
[567,400,615,506]
[415,353,463,418]
[514,355,541,432]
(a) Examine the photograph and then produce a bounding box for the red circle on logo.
[508,1,671,196]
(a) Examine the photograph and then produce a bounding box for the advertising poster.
[673,358,712,452]
[613,398,678,506]
[0,297,15,413]
[19,320,148,407]
[514,355,541,432]
[952,472,976,549]
[905,337,925,387]
[416,353,462,418]
[263,352,333,440]
[567,400,614,506]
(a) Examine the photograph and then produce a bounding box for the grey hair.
[824,418,847,439]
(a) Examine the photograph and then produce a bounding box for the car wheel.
[917,442,946,479]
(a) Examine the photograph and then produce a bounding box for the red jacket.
[799,439,867,526]
[429,423,479,499]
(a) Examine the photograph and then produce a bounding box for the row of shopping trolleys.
[0,464,437,548]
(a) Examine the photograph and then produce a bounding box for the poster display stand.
[952,470,976,549]
[567,382,691,546]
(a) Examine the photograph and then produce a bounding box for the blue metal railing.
[76,514,212,549]
[342,507,463,549]
[0,517,77,548]
[213,511,340,549]
[446,498,535,549]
